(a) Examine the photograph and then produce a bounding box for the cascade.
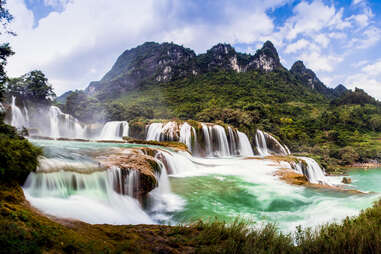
[145,122,254,157]
[201,123,213,156]
[23,158,153,224]
[48,106,86,139]
[49,106,61,138]
[255,130,270,156]
[179,122,196,151]
[297,157,328,185]
[211,125,230,157]
[227,127,239,155]
[98,121,129,140]
[146,123,164,141]
[255,130,290,156]
[237,131,254,156]
[10,96,28,129]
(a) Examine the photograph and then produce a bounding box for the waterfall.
[237,131,254,156]
[298,157,328,185]
[201,123,213,156]
[179,122,196,151]
[23,106,30,127]
[98,121,129,140]
[145,121,255,158]
[227,127,239,155]
[48,106,86,139]
[212,125,230,157]
[23,162,153,224]
[49,106,61,138]
[10,96,28,129]
[255,130,290,156]
[146,123,164,141]
[255,130,270,156]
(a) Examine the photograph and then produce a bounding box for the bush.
[0,123,41,184]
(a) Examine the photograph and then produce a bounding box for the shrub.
[0,123,41,184]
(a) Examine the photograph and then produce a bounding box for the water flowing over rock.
[8,96,28,130]
[23,159,154,225]
[287,157,328,185]
[145,121,254,157]
[48,106,86,139]
[255,130,290,156]
[98,121,129,140]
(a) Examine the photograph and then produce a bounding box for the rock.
[342,177,352,184]
[97,150,160,198]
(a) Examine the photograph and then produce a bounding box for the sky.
[1,0,381,99]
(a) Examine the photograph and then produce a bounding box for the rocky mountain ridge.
[76,40,343,101]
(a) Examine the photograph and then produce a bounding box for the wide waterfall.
[98,121,129,140]
[255,129,290,156]
[24,158,153,224]
[23,146,185,225]
[48,106,86,139]
[5,99,87,138]
[145,121,254,157]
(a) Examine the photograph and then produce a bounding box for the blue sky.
[2,0,381,99]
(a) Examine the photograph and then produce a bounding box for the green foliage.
[6,70,55,105]
[0,43,14,99]
[331,87,379,106]
[63,62,381,168]
[64,90,104,123]
[0,123,41,184]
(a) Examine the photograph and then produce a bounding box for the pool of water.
[25,139,381,232]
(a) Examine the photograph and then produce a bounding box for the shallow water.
[24,140,381,233]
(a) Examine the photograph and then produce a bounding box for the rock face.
[84,41,284,100]
[290,60,334,97]
[97,149,160,198]
[57,40,348,103]
[86,42,199,99]
[342,177,352,184]
[333,84,348,97]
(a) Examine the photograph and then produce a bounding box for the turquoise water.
[26,139,381,232]
[348,168,381,193]
[169,170,381,231]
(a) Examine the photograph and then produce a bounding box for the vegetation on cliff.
[54,41,381,172]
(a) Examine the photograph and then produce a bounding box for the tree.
[0,0,14,36]
[0,43,13,100]
[0,0,15,100]
[23,70,56,104]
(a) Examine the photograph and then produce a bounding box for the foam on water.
[23,139,381,233]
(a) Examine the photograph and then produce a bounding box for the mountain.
[81,41,289,100]
[290,60,334,97]
[332,84,348,97]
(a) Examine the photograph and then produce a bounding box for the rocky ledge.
[96,148,161,198]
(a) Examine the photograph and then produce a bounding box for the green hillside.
[54,41,381,172]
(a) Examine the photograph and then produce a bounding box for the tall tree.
[23,70,56,103]
[0,0,14,100]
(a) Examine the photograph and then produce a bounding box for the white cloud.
[44,0,69,9]
[299,51,343,72]
[3,0,283,95]
[347,26,381,49]
[284,39,309,54]
[2,0,381,100]
[362,59,381,76]
[345,73,381,100]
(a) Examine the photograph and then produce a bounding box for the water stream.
[23,139,381,233]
